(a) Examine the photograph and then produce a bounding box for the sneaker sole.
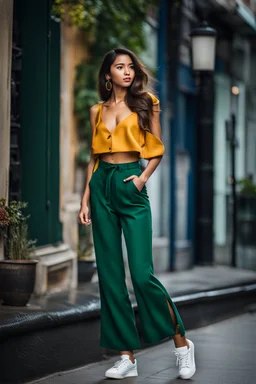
[105,371,138,379]
[179,340,196,380]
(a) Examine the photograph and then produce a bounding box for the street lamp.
[190,21,217,265]
[190,21,217,72]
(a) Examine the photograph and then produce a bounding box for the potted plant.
[77,224,96,283]
[237,175,256,247]
[0,199,38,306]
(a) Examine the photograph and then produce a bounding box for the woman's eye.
[117,66,123,70]
[130,66,134,70]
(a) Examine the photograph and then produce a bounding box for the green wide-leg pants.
[89,160,185,351]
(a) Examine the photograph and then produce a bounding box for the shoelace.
[113,359,130,370]
[174,350,190,369]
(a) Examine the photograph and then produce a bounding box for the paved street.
[31,311,256,384]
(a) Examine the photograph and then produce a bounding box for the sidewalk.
[30,311,256,384]
[1,265,256,384]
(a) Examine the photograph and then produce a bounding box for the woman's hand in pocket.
[78,204,91,226]
[124,175,146,192]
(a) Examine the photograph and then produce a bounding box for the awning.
[235,0,256,33]
[210,0,256,35]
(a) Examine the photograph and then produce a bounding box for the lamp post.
[190,21,217,265]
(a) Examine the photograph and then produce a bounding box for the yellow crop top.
[91,93,165,171]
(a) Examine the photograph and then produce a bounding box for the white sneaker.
[174,339,196,379]
[105,354,138,379]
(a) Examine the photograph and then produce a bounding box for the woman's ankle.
[120,351,135,363]
[173,335,189,349]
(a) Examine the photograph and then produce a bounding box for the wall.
[0,0,13,259]
[246,49,256,180]
[60,24,89,251]
[214,74,231,249]
[140,19,162,237]
[214,76,246,266]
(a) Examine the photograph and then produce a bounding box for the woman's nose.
[124,67,130,75]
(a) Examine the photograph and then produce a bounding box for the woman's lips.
[123,78,131,82]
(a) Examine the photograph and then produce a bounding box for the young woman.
[78,48,196,380]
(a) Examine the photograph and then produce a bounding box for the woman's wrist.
[139,174,148,184]
[81,197,88,207]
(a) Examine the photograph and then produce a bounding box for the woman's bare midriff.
[99,151,140,164]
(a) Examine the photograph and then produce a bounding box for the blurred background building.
[0,0,256,297]
[157,0,256,272]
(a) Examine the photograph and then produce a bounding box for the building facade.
[0,0,77,294]
[158,0,256,270]
[1,0,255,290]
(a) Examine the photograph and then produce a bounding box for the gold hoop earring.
[105,79,112,91]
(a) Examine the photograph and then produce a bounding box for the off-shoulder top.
[91,93,165,171]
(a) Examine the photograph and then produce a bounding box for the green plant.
[77,223,94,260]
[74,64,99,166]
[0,199,27,227]
[0,199,37,260]
[6,222,37,260]
[52,0,157,45]
[237,176,256,197]
[52,0,104,31]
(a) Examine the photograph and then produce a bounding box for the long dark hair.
[98,48,155,132]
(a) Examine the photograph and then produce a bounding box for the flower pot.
[0,260,38,306]
[78,259,96,282]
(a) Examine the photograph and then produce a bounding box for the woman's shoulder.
[90,103,103,127]
[90,102,103,118]
[90,102,103,113]
[146,91,160,105]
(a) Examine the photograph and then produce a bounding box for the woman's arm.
[124,103,163,189]
[78,104,98,225]
[80,155,95,207]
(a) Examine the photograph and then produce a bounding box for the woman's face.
[107,54,135,88]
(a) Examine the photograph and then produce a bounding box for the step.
[0,267,256,383]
